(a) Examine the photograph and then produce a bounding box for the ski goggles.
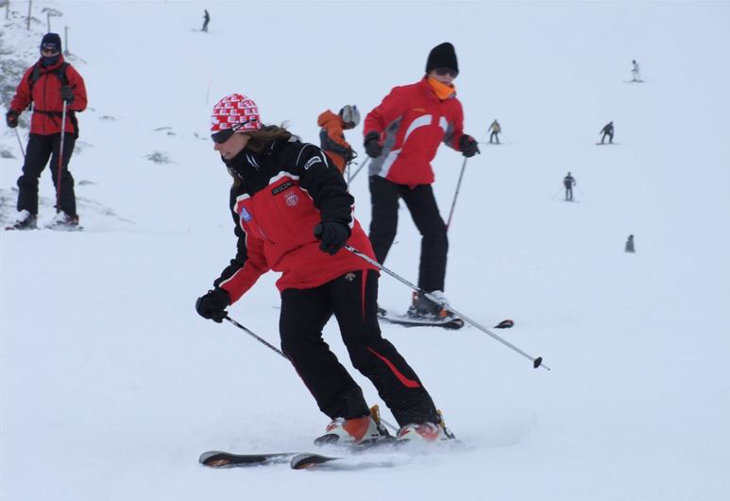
[434,67,458,78]
[211,118,256,144]
[41,43,60,55]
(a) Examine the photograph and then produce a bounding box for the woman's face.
[214,132,250,160]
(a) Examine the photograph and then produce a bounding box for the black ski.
[199,450,296,468]
[379,309,514,330]
[290,452,342,470]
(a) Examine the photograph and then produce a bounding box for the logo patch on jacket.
[285,192,299,207]
[240,207,252,222]
[272,180,293,195]
[303,156,323,170]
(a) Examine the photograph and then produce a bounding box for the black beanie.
[40,33,62,53]
[425,42,458,74]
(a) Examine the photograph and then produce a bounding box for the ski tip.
[199,451,230,467]
[290,453,338,470]
[494,319,514,329]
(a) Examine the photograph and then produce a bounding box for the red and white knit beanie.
[210,93,262,132]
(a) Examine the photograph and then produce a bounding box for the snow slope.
[1,1,729,500]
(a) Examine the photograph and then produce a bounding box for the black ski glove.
[60,86,74,104]
[195,288,230,323]
[6,110,18,128]
[364,131,383,158]
[459,134,480,158]
[314,221,351,255]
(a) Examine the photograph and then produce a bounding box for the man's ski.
[199,450,296,468]
[379,309,514,331]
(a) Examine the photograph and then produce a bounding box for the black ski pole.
[55,100,68,213]
[347,157,370,184]
[446,157,468,231]
[223,313,401,431]
[14,128,25,158]
[345,245,550,371]
[224,314,285,357]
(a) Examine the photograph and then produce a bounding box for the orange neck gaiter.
[427,77,456,100]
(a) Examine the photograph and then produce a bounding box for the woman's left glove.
[195,288,230,323]
[314,221,351,255]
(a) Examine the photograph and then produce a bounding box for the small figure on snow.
[488,119,501,144]
[563,171,576,201]
[625,234,635,253]
[363,42,479,319]
[202,9,210,32]
[317,105,359,175]
[631,60,642,82]
[599,121,614,144]
[196,93,452,445]
[5,33,87,230]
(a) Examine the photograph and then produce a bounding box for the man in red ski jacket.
[5,33,87,230]
[363,42,479,318]
[195,94,450,444]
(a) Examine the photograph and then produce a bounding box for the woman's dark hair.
[244,124,293,153]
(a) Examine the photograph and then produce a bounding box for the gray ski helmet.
[339,105,360,128]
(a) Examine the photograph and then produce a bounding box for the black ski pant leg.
[49,133,77,216]
[330,270,439,426]
[16,134,53,214]
[368,176,400,264]
[279,285,369,421]
[401,185,448,293]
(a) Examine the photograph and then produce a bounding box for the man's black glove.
[344,147,357,163]
[459,134,480,158]
[60,85,74,104]
[195,288,230,323]
[314,221,351,255]
[6,110,18,128]
[364,131,383,158]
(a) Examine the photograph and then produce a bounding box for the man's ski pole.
[224,315,285,357]
[223,313,400,431]
[14,128,25,158]
[347,157,370,184]
[345,245,550,371]
[446,157,468,231]
[55,100,68,213]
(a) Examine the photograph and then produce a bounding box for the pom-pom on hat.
[425,42,458,74]
[210,93,262,132]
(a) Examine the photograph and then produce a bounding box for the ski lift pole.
[55,100,68,213]
[446,157,468,231]
[14,128,25,158]
[345,245,550,371]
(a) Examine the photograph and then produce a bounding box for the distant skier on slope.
[488,119,501,144]
[599,121,614,144]
[195,93,453,446]
[202,10,210,32]
[625,234,635,253]
[363,42,480,320]
[563,172,576,201]
[631,60,641,82]
[317,105,359,175]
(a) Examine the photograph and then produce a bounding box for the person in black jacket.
[563,172,576,201]
[202,10,210,32]
[600,121,614,144]
[195,93,451,445]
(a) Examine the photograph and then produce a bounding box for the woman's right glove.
[195,288,230,323]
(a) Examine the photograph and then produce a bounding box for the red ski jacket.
[213,138,377,303]
[363,77,464,185]
[9,56,87,136]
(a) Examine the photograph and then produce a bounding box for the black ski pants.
[279,269,438,426]
[368,176,448,293]
[17,133,77,216]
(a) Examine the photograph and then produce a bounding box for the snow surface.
[2,1,730,500]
